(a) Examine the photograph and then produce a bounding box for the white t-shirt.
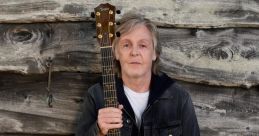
[123,85,150,128]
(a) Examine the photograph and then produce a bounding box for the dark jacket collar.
[115,73,175,119]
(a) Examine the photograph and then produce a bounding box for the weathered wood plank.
[179,81,259,136]
[0,72,258,135]
[0,22,100,74]
[0,72,99,134]
[159,28,259,88]
[0,22,259,87]
[0,110,74,135]
[0,0,259,28]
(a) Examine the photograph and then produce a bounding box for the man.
[76,13,200,136]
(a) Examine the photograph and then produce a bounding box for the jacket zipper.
[122,108,138,127]
[139,100,159,136]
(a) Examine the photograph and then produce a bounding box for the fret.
[105,103,118,108]
[109,129,120,133]
[102,75,115,82]
[102,67,113,73]
[102,82,116,86]
[103,84,115,90]
[103,90,116,93]
[101,61,113,67]
[100,56,113,60]
[103,81,115,86]
[104,97,118,107]
[104,90,116,95]
[102,69,114,75]
[104,95,117,101]
[102,69,114,76]
[104,97,118,101]
[101,65,114,68]
[102,82,116,85]
[102,74,115,77]
[100,46,113,50]
[100,47,112,53]
[104,98,118,104]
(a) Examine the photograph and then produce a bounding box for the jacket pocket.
[153,120,182,136]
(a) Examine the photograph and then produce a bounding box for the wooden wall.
[0,0,259,135]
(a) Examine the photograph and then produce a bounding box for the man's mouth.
[130,62,141,64]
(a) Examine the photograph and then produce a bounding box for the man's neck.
[121,73,151,93]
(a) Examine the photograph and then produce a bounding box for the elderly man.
[76,13,200,136]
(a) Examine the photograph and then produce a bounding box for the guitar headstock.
[94,3,116,47]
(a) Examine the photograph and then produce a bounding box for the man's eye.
[123,44,129,48]
[140,44,147,48]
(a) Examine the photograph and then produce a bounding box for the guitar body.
[94,3,121,136]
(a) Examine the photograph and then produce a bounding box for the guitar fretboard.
[100,45,118,108]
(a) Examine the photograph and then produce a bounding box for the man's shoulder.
[88,83,102,93]
[157,73,190,99]
[169,82,190,97]
[83,83,104,109]
[85,83,103,99]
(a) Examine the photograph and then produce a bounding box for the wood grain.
[0,0,259,28]
[179,81,259,136]
[159,28,259,88]
[0,72,99,134]
[0,72,258,135]
[0,23,259,87]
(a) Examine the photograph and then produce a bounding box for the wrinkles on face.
[115,24,156,80]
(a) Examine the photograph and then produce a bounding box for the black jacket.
[76,73,200,136]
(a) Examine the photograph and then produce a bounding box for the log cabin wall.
[0,0,259,135]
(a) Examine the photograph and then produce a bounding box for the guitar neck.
[100,45,118,108]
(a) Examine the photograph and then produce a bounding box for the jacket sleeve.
[75,86,100,136]
[182,93,200,136]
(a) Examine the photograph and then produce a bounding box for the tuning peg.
[93,35,97,38]
[116,10,121,14]
[91,12,95,18]
[115,22,120,25]
[116,32,121,37]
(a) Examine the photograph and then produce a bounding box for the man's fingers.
[99,112,122,118]
[97,106,124,135]
[98,121,123,130]
[106,123,123,129]
[99,107,122,114]
[101,122,123,129]
[100,117,123,124]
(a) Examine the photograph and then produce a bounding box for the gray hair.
[112,13,161,76]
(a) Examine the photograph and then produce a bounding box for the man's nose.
[130,45,140,56]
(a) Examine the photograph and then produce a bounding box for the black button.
[126,119,131,124]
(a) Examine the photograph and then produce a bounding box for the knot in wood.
[5,26,41,45]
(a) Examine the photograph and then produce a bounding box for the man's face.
[115,24,157,79]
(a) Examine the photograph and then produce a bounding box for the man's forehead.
[119,25,152,39]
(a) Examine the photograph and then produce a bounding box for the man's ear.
[115,48,119,60]
[152,51,157,61]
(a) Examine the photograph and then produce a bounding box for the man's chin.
[125,71,148,78]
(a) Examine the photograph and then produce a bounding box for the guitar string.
[108,9,120,135]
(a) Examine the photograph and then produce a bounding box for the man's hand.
[97,105,123,135]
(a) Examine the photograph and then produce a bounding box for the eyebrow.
[138,39,151,43]
[119,39,151,43]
